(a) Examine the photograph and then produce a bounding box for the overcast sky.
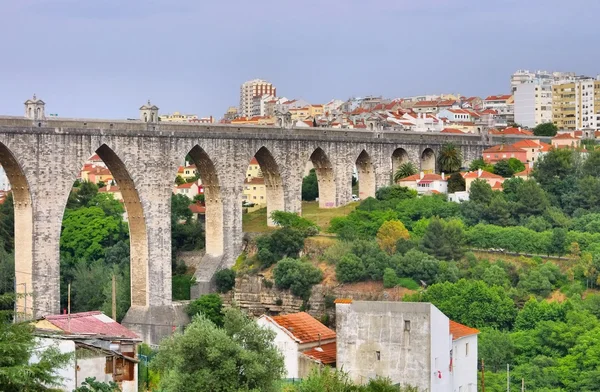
[1,0,598,119]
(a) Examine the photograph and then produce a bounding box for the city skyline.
[1,0,599,119]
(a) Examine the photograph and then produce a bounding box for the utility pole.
[481,359,485,392]
[507,363,510,392]
[112,274,116,320]
[67,283,71,332]
[521,378,524,392]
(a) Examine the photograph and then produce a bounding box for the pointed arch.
[355,150,375,199]
[0,142,33,319]
[421,148,436,173]
[309,147,336,208]
[95,144,149,307]
[187,145,223,256]
[391,148,409,178]
[253,146,284,226]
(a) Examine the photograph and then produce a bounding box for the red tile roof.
[484,94,512,101]
[249,157,259,165]
[334,298,353,304]
[539,142,552,152]
[502,127,533,136]
[177,182,196,189]
[449,320,479,340]
[270,312,336,344]
[553,133,578,140]
[463,170,504,180]
[43,311,139,339]
[483,144,525,154]
[397,173,421,182]
[512,139,541,149]
[189,202,206,214]
[491,181,503,190]
[515,166,534,177]
[302,342,336,364]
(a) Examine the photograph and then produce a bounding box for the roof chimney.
[441,172,445,180]
[420,171,424,180]
[477,168,483,177]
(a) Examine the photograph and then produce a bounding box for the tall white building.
[239,79,276,117]
[510,70,579,93]
[0,166,9,191]
[514,81,553,128]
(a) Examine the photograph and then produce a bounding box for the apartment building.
[514,82,553,128]
[552,78,600,131]
[239,79,276,118]
[483,95,514,126]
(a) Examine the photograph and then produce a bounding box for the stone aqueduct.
[0,114,491,341]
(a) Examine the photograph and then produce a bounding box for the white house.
[173,181,203,199]
[257,312,336,379]
[335,300,479,392]
[33,311,141,392]
[397,172,448,194]
[0,165,9,191]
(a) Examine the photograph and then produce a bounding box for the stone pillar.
[356,150,376,199]
[375,145,393,189]
[333,144,353,207]
[221,184,244,266]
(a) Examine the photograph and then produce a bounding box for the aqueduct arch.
[309,147,336,208]
[0,142,33,319]
[391,148,410,178]
[355,150,376,199]
[421,148,436,173]
[253,146,284,226]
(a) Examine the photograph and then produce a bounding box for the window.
[465,342,469,356]
[404,320,411,331]
[376,351,381,360]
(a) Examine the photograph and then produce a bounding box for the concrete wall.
[335,301,434,389]
[452,335,478,392]
[0,116,495,342]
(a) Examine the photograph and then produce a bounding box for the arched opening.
[355,150,375,200]
[0,142,33,320]
[28,107,32,117]
[144,113,148,122]
[151,113,155,122]
[421,148,436,173]
[36,108,40,118]
[171,146,222,300]
[391,148,410,183]
[308,147,335,209]
[58,144,147,321]
[242,147,284,228]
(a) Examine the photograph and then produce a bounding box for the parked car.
[351,194,360,202]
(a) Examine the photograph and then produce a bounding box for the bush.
[397,277,420,290]
[172,274,194,300]
[270,211,319,235]
[335,254,366,283]
[255,227,306,268]
[186,294,224,326]
[214,268,236,293]
[375,185,417,201]
[273,258,323,299]
[383,268,399,288]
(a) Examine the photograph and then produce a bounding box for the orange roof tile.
[334,298,353,304]
[249,157,259,165]
[463,170,504,180]
[244,177,265,185]
[177,182,196,189]
[512,139,541,148]
[270,312,336,344]
[484,94,512,101]
[449,320,479,340]
[483,144,526,154]
[539,142,552,152]
[397,173,421,182]
[553,133,578,139]
[420,173,446,182]
[189,203,206,214]
[491,181,503,190]
[515,166,533,177]
[302,342,336,364]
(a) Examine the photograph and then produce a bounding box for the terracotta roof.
[480,109,498,115]
[483,144,525,154]
[89,154,102,162]
[515,166,533,177]
[302,342,336,364]
[512,139,541,148]
[42,311,139,339]
[397,173,421,182]
[437,100,457,106]
[249,157,259,165]
[334,298,353,304]
[484,94,512,101]
[414,100,439,107]
[189,203,206,214]
[449,320,479,340]
[177,182,196,189]
[463,170,504,180]
[244,177,265,185]
[502,127,533,136]
[491,181,503,190]
[419,173,446,182]
[553,133,578,139]
[539,142,552,152]
[447,109,470,114]
[270,312,336,344]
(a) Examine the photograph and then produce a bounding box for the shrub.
[270,211,319,235]
[262,278,273,289]
[172,274,194,300]
[375,185,417,201]
[376,220,410,255]
[214,268,236,293]
[397,277,420,290]
[186,294,224,326]
[273,258,323,299]
[335,254,366,283]
[383,268,399,288]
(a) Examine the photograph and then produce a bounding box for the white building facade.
[239,79,276,118]
[0,165,9,191]
[514,82,553,128]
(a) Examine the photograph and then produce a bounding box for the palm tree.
[437,143,463,173]
[393,162,417,182]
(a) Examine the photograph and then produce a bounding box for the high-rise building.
[514,81,553,128]
[552,78,600,131]
[239,79,276,118]
[510,70,580,93]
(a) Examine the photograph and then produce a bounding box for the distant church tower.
[24,94,45,120]
[139,100,159,123]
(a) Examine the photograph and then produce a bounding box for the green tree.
[447,172,465,193]
[74,181,99,207]
[273,258,323,299]
[469,158,493,172]
[186,294,224,327]
[437,143,463,173]
[469,179,494,204]
[336,254,366,283]
[507,157,525,174]
[515,180,550,218]
[493,159,514,178]
[0,294,73,391]
[393,162,418,182]
[375,185,417,202]
[420,218,465,261]
[70,260,111,313]
[533,122,558,136]
[175,175,186,185]
[394,249,440,284]
[478,328,513,372]
[548,228,567,256]
[171,194,192,224]
[151,307,285,392]
[383,267,399,288]
[214,268,236,293]
[0,193,14,251]
[420,279,517,329]
[481,264,510,288]
[302,169,319,201]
